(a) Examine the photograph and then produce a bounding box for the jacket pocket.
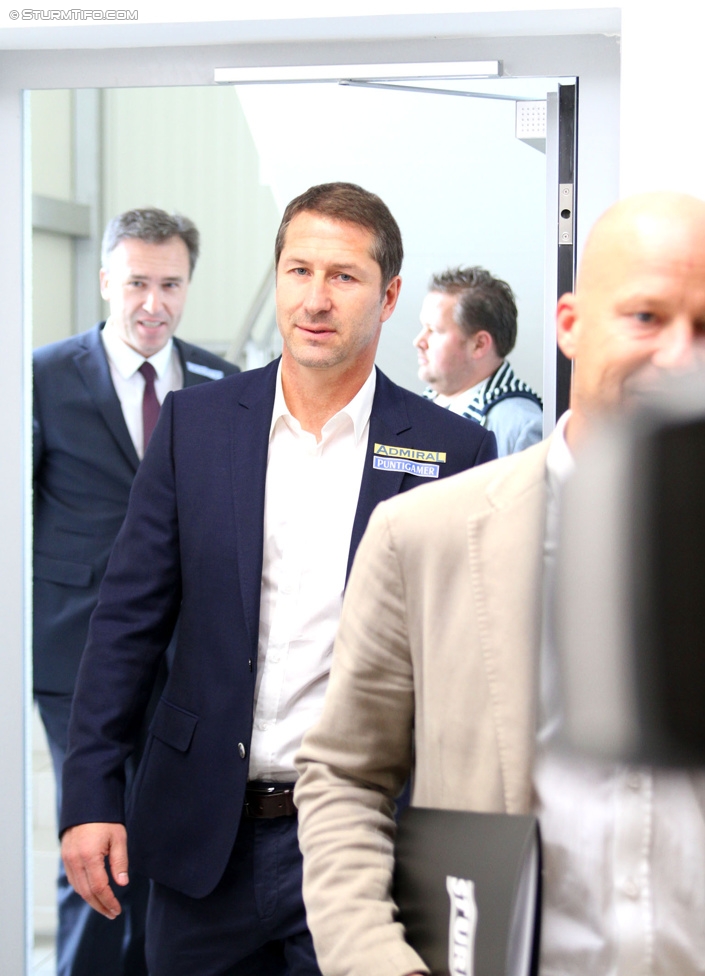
[33,554,93,587]
[149,698,198,753]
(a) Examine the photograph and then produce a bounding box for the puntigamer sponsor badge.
[372,443,446,479]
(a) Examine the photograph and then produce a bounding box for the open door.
[12,30,620,969]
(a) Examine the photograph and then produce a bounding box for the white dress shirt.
[248,365,376,782]
[535,412,705,976]
[101,317,183,458]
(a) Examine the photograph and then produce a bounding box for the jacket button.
[238,742,246,759]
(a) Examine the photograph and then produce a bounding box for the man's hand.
[60,822,129,919]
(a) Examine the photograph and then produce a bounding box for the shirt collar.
[545,409,575,498]
[269,361,377,444]
[434,372,492,409]
[101,317,175,380]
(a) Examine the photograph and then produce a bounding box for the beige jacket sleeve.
[295,500,427,976]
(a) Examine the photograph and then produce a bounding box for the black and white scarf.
[424,361,542,427]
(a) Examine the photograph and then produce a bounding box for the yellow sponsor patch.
[374,443,446,464]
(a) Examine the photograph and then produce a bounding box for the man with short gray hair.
[33,207,237,976]
[101,207,201,275]
[415,266,543,455]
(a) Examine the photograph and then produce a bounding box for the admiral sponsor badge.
[372,443,446,479]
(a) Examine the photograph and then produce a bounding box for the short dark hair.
[101,208,200,277]
[275,182,403,290]
[429,266,518,358]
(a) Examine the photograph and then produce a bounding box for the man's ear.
[469,330,494,360]
[380,275,402,323]
[556,292,579,361]
[99,268,110,302]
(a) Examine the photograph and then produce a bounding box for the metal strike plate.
[559,183,574,245]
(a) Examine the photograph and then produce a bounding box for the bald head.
[556,192,705,446]
[578,193,705,295]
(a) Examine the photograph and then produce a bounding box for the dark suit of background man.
[33,207,238,976]
[59,182,497,976]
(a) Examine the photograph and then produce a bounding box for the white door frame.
[0,28,619,974]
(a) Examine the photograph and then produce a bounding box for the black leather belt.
[244,782,297,819]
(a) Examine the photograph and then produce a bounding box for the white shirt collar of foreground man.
[268,359,376,445]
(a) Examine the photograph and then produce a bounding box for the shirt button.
[261,722,269,731]
[627,772,642,790]
[238,742,246,759]
[622,878,640,899]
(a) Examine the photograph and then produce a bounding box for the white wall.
[30,86,281,358]
[103,86,280,354]
[31,90,75,348]
[620,1,705,198]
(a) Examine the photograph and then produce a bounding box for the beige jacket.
[295,436,551,976]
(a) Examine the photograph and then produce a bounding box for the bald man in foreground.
[294,193,705,976]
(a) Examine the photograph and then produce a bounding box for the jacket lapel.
[176,338,199,388]
[347,369,410,579]
[466,438,551,813]
[174,338,226,387]
[73,324,140,472]
[229,360,278,651]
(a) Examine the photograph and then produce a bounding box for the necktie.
[139,361,160,452]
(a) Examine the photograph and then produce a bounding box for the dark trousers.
[146,811,321,976]
[36,691,149,976]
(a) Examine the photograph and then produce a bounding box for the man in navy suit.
[33,207,238,976]
[60,183,497,976]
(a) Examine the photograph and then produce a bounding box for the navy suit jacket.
[60,359,496,898]
[33,322,239,694]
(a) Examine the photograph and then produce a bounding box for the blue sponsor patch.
[373,456,440,479]
[186,361,225,380]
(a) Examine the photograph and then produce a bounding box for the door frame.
[0,28,619,973]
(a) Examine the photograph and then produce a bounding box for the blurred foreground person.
[296,193,705,976]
